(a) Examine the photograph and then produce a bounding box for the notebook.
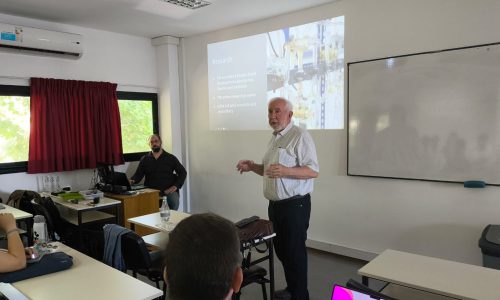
[331,285,387,300]
[111,172,146,191]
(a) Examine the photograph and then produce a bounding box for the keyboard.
[130,184,146,191]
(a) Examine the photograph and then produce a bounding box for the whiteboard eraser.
[464,180,486,188]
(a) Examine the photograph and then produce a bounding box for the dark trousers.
[268,194,311,300]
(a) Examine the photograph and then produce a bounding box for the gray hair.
[269,97,293,111]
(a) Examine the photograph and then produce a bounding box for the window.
[0,86,158,174]
[117,91,159,162]
[0,85,30,174]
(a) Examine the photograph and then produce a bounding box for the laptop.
[331,284,389,300]
[111,172,146,191]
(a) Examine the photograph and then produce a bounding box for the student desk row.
[12,242,162,300]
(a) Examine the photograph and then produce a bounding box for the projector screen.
[208,16,345,131]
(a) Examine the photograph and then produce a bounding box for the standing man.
[130,134,187,210]
[236,97,319,300]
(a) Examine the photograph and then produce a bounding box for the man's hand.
[265,163,289,178]
[236,160,254,174]
[0,213,17,232]
[165,186,178,195]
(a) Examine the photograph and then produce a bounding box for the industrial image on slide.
[208,16,344,130]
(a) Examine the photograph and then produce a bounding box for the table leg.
[25,217,34,246]
[115,203,122,225]
[77,211,83,249]
[362,275,369,286]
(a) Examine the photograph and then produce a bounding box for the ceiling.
[0,0,336,38]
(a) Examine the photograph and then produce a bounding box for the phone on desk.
[27,252,43,264]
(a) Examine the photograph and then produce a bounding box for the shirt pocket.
[278,147,297,167]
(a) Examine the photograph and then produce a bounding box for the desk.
[13,243,162,300]
[128,211,190,233]
[1,204,33,246]
[128,211,189,250]
[105,189,160,236]
[359,249,500,300]
[51,196,121,245]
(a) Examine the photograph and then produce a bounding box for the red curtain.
[28,78,124,173]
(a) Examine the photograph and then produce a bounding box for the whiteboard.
[347,43,500,184]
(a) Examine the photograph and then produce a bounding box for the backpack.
[6,190,42,215]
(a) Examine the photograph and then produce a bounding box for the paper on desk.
[0,283,29,300]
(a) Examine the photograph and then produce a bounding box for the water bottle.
[160,196,170,224]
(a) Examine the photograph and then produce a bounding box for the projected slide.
[208,16,345,131]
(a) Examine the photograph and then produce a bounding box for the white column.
[152,35,186,211]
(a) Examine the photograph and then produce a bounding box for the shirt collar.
[273,122,293,137]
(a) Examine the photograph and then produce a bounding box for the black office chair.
[121,231,166,299]
[233,218,274,300]
[233,260,269,300]
[346,279,398,300]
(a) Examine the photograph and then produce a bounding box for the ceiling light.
[162,0,211,9]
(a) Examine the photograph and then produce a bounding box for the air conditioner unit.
[0,23,83,59]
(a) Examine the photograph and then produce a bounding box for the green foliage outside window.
[0,96,30,163]
[118,99,153,153]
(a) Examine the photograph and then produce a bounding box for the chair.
[31,198,77,246]
[233,218,274,300]
[346,279,397,300]
[233,259,269,300]
[121,231,166,298]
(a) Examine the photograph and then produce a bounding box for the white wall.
[182,0,500,264]
[0,13,157,200]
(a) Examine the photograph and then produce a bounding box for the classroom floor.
[135,248,373,300]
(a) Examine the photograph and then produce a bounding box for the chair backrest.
[31,200,56,241]
[38,197,65,235]
[121,231,152,271]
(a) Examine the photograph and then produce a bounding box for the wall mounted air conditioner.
[0,23,83,59]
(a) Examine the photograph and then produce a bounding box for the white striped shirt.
[262,122,319,201]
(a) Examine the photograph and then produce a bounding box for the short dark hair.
[165,213,241,300]
[149,134,162,143]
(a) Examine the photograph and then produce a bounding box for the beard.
[152,146,161,153]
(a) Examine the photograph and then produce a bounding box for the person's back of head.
[165,213,242,300]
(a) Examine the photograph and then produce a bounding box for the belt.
[269,194,309,205]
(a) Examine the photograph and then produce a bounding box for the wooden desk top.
[359,249,500,300]
[1,204,32,220]
[13,243,162,300]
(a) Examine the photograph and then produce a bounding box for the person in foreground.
[0,213,28,272]
[130,134,187,210]
[236,97,319,300]
[164,213,243,300]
